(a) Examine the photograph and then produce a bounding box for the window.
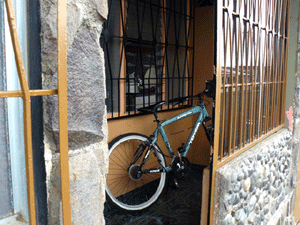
[216,0,290,160]
[0,58,13,221]
[0,1,29,223]
[0,2,13,221]
[101,0,194,118]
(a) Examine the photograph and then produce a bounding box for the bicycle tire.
[106,133,166,211]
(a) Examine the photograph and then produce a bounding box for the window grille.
[101,0,194,119]
[217,0,290,161]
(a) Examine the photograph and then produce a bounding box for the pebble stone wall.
[213,130,295,225]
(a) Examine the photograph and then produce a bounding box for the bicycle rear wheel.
[106,133,166,211]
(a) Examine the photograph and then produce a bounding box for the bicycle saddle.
[138,101,166,114]
[168,96,189,105]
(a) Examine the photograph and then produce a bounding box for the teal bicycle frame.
[148,102,209,173]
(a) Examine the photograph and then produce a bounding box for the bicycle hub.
[128,164,142,181]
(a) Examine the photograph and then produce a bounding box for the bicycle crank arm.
[142,167,165,174]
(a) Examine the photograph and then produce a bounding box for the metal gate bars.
[211,0,291,224]
[0,0,71,224]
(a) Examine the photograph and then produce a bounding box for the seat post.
[153,111,160,123]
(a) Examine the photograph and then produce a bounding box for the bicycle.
[105,80,214,211]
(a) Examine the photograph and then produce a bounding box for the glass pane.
[0,98,13,219]
[0,1,13,216]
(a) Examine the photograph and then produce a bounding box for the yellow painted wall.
[189,6,214,165]
[108,110,194,166]
[108,6,214,166]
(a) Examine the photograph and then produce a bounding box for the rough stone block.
[46,24,107,150]
[46,142,108,225]
[69,147,106,225]
[41,0,109,224]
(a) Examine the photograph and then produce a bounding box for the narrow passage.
[105,165,205,225]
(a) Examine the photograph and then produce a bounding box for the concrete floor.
[104,165,205,225]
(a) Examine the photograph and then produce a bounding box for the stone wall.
[213,129,295,225]
[40,0,108,224]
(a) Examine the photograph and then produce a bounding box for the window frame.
[103,0,195,119]
[0,1,30,224]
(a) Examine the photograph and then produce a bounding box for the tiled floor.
[104,165,205,225]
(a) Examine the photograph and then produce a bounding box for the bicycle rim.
[106,134,166,211]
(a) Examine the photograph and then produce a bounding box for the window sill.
[0,214,28,225]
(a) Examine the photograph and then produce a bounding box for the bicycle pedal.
[173,177,179,188]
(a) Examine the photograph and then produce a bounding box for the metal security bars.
[216,0,290,163]
[101,0,194,119]
[0,0,71,224]
[211,0,291,223]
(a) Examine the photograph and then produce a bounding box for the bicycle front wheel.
[106,133,166,211]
